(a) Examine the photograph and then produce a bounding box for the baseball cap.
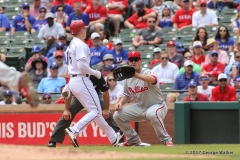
[153,47,161,53]
[128,51,141,59]
[57,32,66,39]
[4,90,13,96]
[199,73,209,78]
[210,50,218,55]
[31,45,41,53]
[42,93,52,99]
[56,42,64,48]
[54,51,64,57]
[167,41,175,46]
[114,39,122,45]
[193,41,202,48]
[188,80,197,87]
[218,73,227,80]
[45,12,54,19]
[176,42,185,53]
[50,62,59,69]
[136,0,145,11]
[38,6,47,12]
[109,64,118,71]
[199,0,207,5]
[91,32,100,39]
[184,60,194,67]
[22,2,29,8]
[237,5,240,11]
[103,54,114,61]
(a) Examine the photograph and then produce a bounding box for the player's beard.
[5,99,12,104]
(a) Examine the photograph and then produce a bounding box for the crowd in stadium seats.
[1,0,240,105]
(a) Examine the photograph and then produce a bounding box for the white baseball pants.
[0,62,20,91]
[68,76,117,144]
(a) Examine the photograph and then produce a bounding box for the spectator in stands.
[166,93,177,103]
[97,54,115,77]
[179,52,201,74]
[192,27,209,51]
[124,1,157,29]
[233,39,240,52]
[51,0,73,16]
[54,4,68,28]
[84,30,93,48]
[232,6,240,36]
[166,41,184,68]
[227,62,240,89]
[130,0,151,12]
[152,51,179,83]
[90,32,108,65]
[85,0,108,32]
[192,41,205,66]
[38,62,66,93]
[42,93,52,104]
[183,80,209,101]
[99,30,113,50]
[152,0,180,17]
[0,53,6,63]
[208,0,238,13]
[0,9,10,32]
[25,45,47,72]
[29,0,42,19]
[11,2,36,35]
[0,5,4,14]
[157,5,173,29]
[0,90,17,105]
[214,25,234,52]
[173,60,200,90]
[38,12,65,49]
[149,47,162,68]
[29,58,48,85]
[204,38,229,65]
[48,51,68,77]
[197,73,214,100]
[172,0,195,30]
[55,85,65,104]
[107,0,128,36]
[176,42,188,55]
[192,0,218,28]
[225,51,240,77]
[211,73,237,101]
[106,74,123,104]
[31,6,47,33]
[109,39,128,64]
[66,1,89,32]
[132,17,162,47]
[46,35,67,58]
[41,0,50,6]
[80,0,91,12]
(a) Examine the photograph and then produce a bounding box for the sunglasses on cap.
[219,79,227,82]
[108,79,116,82]
[43,97,51,100]
[128,58,141,62]
[200,77,209,81]
[4,95,12,98]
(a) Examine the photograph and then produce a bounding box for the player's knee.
[113,111,121,121]
[146,112,158,122]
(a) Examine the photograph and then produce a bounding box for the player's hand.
[94,70,101,79]
[62,110,72,120]
[102,109,110,119]
[115,103,122,111]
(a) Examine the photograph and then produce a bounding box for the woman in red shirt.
[192,41,205,66]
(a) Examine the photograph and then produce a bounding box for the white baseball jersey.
[109,84,123,104]
[66,37,91,75]
[197,86,214,100]
[123,68,165,107]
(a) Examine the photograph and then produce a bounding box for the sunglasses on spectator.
[184,56,192,59]
[43,97,51,100]
[4,95,12,98]
[57,9,64,12]
[108,79,116,82]
[59,38,66,40]
[220,30,226,32]
[23,7,29,10]
[219,79,227,82]
[200,4,206,7]
[211,54,218,57]
[39,10,46,13]
[105,59,114,61]
[128,58,141,62]
[200,77,209,81]
[148,21,156,23]
[235,56,240,59]
[56,47,64,50]
[55,56,63,59]
[161,57,169,60]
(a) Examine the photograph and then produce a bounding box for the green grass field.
[58,144,240,160]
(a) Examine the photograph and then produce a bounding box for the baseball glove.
[112,66,135,81]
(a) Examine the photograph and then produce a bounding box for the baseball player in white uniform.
[113,51,174,147]
[0,61,38,107]
[64,20,123,147]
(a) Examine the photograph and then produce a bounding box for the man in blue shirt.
[0,14,10,32]
[109,39,128,64]
[50,1,73,16]
[90,32,108,65]
[37,62,66,93]
[173,60,200,90]
[11,2,36,35]
[66,1,89,33]
[47,42,67,68]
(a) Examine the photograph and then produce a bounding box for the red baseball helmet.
[70,20,86,35]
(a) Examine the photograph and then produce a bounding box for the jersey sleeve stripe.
[123,93,130,97]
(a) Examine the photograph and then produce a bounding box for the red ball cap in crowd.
[167,41,175,46]
[128,51,141,59]
[70,20,87,35]
[199,0,207,5]
[54,50,64,57]
[237,5,240,11]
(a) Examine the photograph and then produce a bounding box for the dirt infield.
[0,144,221,160]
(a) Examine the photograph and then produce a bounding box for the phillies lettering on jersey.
[128,86,148,95]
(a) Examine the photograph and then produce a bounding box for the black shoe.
[47,141,56,147]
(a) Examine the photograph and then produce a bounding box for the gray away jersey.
[123,68,165,107]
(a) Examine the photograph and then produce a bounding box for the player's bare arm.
[133,72,156,84]
[115,95,130,111]
[62,85,72,120]
[102,91,110,119]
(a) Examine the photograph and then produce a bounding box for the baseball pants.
[113,103,172,144]
[50,95,120,143]
[0,62,20,91]
[68,76,117,144]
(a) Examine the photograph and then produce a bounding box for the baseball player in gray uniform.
[114,51,174,147]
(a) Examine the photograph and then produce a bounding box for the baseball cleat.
[47,141,56,148]
[19,72,38,108]
[112,131,124,146]
[65,128,79,147]
[117,141,151,147]
[164,141,174,147]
